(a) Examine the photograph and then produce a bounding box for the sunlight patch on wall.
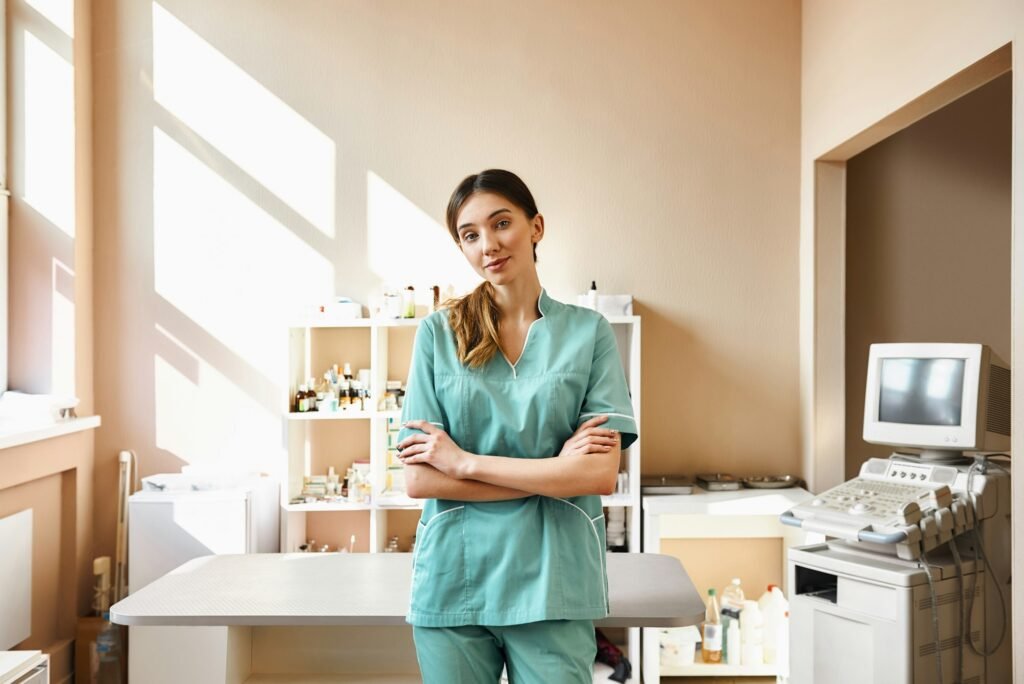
[25,0,74,37]
[23,30,74,237]
[366,171,480,295]
[154,324,281,471]
[152,3,336,238]
[153,126,333,378]
[51,259,75,397]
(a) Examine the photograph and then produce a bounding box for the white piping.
[408,504,466,616]
[590,514,605,523]
[556,496,608,613]
[500,289,547,379]
[579,412,636,423]
[420,504,465,529]
[404,419,445,428]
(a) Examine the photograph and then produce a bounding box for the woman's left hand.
[398,421,474,479]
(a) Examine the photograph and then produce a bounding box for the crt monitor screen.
[878,358,966,426]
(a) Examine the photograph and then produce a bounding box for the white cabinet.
[641,488,816,682]
[0,651,48,684]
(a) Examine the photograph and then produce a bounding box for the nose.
[479,230,500,255]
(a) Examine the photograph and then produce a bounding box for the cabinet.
[280,312,643,663]
[641,488,816,682]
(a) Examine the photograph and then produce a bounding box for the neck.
[491,273,543,323]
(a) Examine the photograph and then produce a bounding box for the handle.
[779,511,909,543]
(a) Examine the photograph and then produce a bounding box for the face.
[454,192,544,285]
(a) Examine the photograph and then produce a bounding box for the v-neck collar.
[499,289,549,379]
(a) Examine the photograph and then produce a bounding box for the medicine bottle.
[402,286,416,318]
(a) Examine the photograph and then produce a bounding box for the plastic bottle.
[701,588,722,663]
[721,577,746,609]
[740,599,764,666]
[758,585,789,664]
[776,610,790,677]
[726,618,741,666]
[585,280,598,310]
[719,578,744,662]
[94,612,123,683]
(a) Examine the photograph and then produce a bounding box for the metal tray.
[741,475,799,489]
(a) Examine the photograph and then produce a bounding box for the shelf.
[375,496,423,509]
[287,410,401,421]
[660,660,781,677]
[246,675,420,683]
[291,317,425,329]
[600,493,634,507]
[284,502,372,512]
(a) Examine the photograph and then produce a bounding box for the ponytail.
[447,281,501,368]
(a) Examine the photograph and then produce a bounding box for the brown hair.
[444,169,540,368]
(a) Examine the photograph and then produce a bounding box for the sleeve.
[578,317,638,449]
[398,318,448,443]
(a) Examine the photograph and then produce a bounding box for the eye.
[496,219,510,229]
[462,232,478,242]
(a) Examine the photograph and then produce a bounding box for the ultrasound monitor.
[863,343,1010,462]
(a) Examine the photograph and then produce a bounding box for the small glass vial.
[401,286,416,318]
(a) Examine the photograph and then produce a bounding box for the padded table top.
[111,552,703,628]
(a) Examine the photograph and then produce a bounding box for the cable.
[963,458,1008,671]
[919,551,945,684]
[949,540,964,684]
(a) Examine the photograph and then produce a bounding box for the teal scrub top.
[399,289,638,627]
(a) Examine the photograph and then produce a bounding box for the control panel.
[783,457,970,560]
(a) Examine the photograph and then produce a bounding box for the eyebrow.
[458,208,511,233]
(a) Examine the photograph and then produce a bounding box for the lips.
[485,257,510,270]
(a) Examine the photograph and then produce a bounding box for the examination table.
[111,552,703,683]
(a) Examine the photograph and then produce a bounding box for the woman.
[396,169,638,683]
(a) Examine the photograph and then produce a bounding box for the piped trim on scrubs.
[420,505,465,528]
[499,288,549,380]
[554,497,610,614]
[579,412,636,424]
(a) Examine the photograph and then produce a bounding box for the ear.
[531,214,545,244]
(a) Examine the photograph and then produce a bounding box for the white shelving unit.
[282,312,643,663]
[641,487,817,682]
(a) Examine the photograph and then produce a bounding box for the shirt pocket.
[410,505,467,615]
[550,497,608,612]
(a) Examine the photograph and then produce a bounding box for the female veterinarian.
[396,169,637,683]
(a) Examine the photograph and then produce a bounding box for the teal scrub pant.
[412,619,596,683]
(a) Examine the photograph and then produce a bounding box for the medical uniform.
[398,289,637,683]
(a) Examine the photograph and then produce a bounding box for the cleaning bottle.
[726,616,741,666]
[758,584,789,664]
[701,588,722,663]
[719,578,745,663]
[740,599,764,666]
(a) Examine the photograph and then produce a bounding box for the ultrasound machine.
[781,343,1011,683]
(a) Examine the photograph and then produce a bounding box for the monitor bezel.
[863,342,982,450]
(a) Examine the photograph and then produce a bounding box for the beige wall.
[844,73,1012,479]
[91,0,802,558]
[2,0,96,678]
[802,0,1024,676]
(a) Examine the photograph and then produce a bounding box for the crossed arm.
[399,416,621,500]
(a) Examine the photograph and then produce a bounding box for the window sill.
[0,415,101,450]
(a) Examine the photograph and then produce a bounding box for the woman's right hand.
[558,415,620,458]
